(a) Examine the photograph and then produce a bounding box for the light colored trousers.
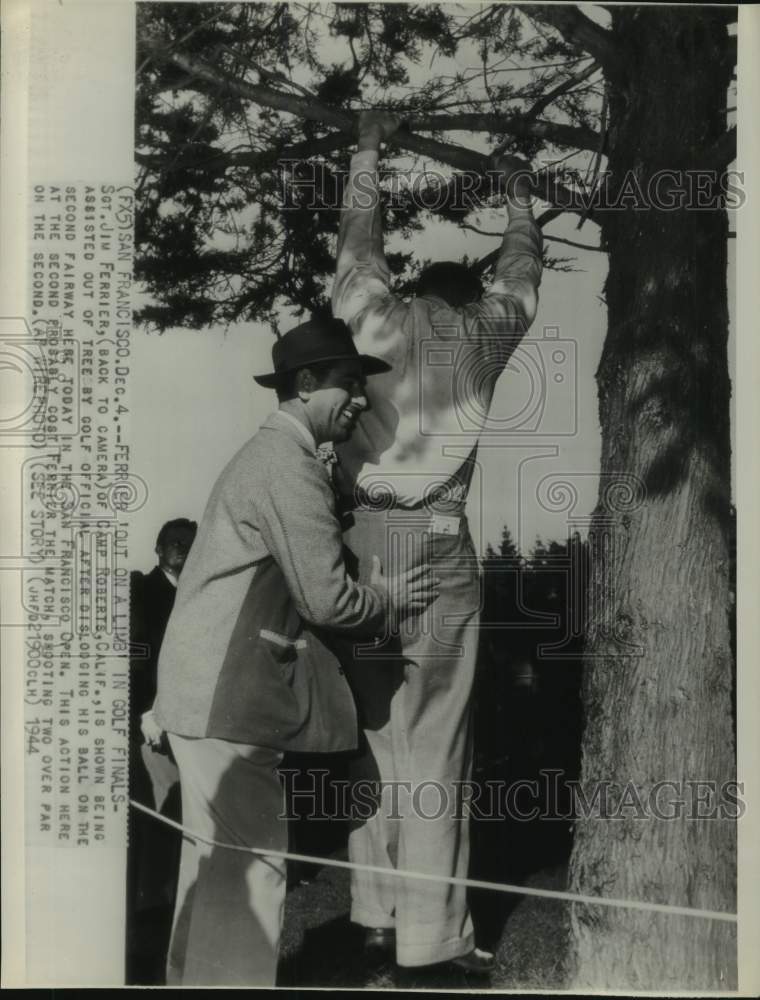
[342,508,481,966]
[166,734,286,986]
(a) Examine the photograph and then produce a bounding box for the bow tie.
[315,444,339,470]
[315,445,340,495]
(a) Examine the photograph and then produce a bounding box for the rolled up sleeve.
[332,149,409,366]
[464,206,543,365]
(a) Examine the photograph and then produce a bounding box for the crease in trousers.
[341,507,481,967]
[166,734,286,986]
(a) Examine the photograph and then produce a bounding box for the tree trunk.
[566,8,736,990]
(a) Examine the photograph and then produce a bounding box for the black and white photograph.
[1,0,758,992]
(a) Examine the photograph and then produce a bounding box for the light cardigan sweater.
[332,148,543,507]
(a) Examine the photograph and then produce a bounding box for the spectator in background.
[130,519,198,748]
[127,517,197,984]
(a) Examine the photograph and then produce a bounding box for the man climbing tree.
[135,3,738,989]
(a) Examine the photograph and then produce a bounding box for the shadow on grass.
[493,863,571,990]
[279,909,498,989]
[277,852,571,989]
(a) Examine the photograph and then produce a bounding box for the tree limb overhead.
[529,5,624,85]
[404,113,601,153]
[524,60,600,119]
[143,45,601,167]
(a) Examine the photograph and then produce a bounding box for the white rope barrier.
[130,798,737,924]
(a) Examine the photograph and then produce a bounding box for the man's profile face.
[157,526,196,577]
[304,359,369,444]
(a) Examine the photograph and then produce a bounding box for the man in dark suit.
[130,519,198,750]
[127,518,197,983]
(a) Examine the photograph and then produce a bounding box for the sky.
[127,2,737,571]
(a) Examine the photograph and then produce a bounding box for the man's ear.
[295,367,317,400]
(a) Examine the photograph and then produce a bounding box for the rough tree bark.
[564,6,737,989]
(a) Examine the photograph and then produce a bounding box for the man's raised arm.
[331,111,408,359]
[466,156,544,355]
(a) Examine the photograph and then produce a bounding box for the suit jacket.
[130,565,177,724]
[153,412,387,751]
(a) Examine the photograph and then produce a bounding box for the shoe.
[364,927,395,954]
[449,947,495,973]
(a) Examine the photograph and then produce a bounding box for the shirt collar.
[275,408,317,454]
[161,567,178,588]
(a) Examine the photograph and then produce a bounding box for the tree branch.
[524,60,600,118]
[140,28,599,161]
[141,32,356,130]
[544,232,604,253]
[461,222,603,255]
[139,30,592,215]
[278,131,352,163]
[470,203,601,276]
[136,131,352,174]
[459,223,501,238]
[140,32,491,173]
[528,5,624,85]
[403,113,600,152]
[387,127,488,174]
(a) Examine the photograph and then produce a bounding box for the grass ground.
[278,852,571,990]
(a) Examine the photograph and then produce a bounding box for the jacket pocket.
[259,629,306,682]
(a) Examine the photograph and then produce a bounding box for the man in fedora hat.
[153,315,438,986]
[330,111,543,973]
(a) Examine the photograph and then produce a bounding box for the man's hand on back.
[358,110,401,152]
[141,709,166,753]
[369,554,439,625]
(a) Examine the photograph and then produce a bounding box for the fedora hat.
[253,317,391,388]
